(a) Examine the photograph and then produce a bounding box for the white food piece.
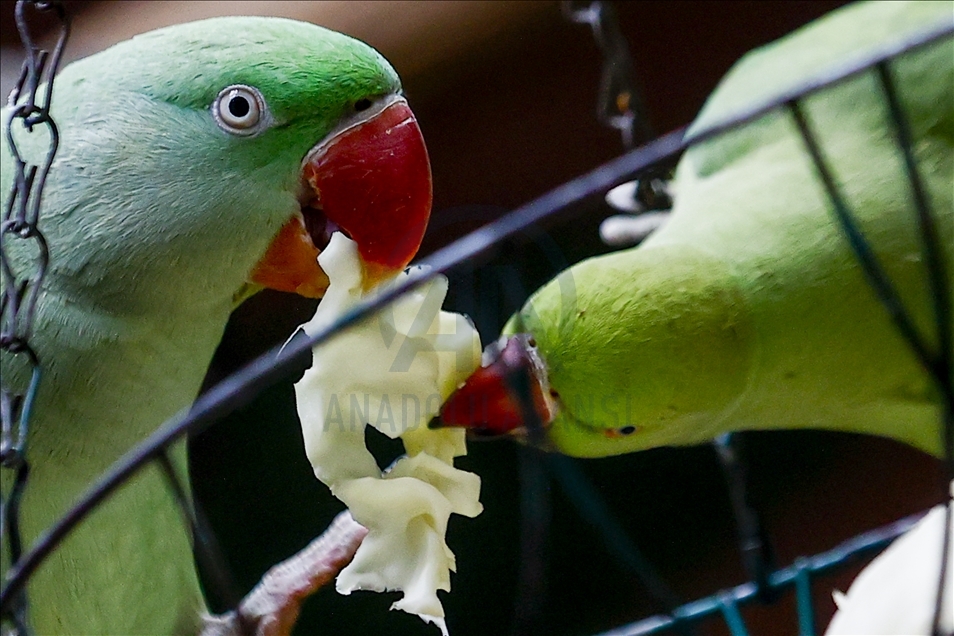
[825,481,953,635]
[294,233,482,635]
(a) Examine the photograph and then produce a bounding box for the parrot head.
[39,16,431,310]
[431,329,739,457]
[430,245,758,458]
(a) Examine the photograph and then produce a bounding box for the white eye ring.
[213,85,267,136]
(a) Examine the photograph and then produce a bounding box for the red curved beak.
[431,335,556,437]
[250,96,432,297]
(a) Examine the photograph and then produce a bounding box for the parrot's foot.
[598,211,670,247]
[200,511,368,636]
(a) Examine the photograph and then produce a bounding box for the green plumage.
[508,1,953,458]
[1,17,399,634]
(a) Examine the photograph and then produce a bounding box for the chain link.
[1,1,70,633]
[562,0,651,149]
[563,1,672,216]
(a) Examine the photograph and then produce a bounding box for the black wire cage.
[1,1,952,635]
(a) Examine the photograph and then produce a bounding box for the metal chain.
[1,1,70,634]
[562,0,651,149]
[563,1,672,218]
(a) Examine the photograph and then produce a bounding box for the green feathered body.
[510,1,953,458]
[1,17,399,633]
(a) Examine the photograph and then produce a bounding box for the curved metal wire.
[1,5,951,635]
[591,511,928,636]
[785,46,953,634]
[0,123,689,614]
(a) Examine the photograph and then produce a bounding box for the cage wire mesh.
[0,1,952,634]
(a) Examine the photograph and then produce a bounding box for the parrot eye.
[605,425,639,438]
[213,85,268,136]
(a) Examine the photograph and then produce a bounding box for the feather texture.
[1,16,401,633]
[508,1,953,458]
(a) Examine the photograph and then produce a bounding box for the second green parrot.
[435,0,953,459]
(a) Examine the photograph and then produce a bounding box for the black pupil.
[229,95,251,118]
[619,425,637,435]
[354,98,372,112]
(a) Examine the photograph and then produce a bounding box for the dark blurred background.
[1,2,944,635]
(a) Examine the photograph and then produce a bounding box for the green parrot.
[434,0,953,459]
[1,16,432,634]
